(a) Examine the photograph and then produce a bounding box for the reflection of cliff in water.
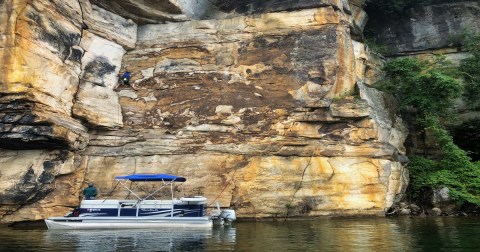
[231,218,480,251]
[1,218,480,251]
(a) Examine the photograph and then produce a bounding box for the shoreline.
[3,214,480,229]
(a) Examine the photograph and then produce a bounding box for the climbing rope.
[207,166,238,208]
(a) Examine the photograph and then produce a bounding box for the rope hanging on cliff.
[207,166,238,208]
[105,180,120,196]
[284,146,318,220]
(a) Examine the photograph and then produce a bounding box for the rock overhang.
[88,0,355,24]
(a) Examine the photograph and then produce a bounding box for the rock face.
[369,1,480,55]
[90,0,355,23]
[0,0,408,223]
[0,149,84,223]
[0,0,88,150]
[72,31,125,128]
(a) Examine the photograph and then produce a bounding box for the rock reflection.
[1,217,480,251]
[234,218,416,251]
[233,217,480,251]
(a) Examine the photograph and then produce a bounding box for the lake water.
[1,217,479,251]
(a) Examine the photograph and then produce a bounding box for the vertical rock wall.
[369,1,480,55]
[1,0,408,223]
[0,0,136,221]
[0,0,88,150]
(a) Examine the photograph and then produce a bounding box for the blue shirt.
[122,72,131,80]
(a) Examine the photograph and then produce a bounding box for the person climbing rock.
[122,71,131,85]
[83,182,98,200]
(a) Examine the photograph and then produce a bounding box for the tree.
[460,33,480,109]
[380,57,462,119]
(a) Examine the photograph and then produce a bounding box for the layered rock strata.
[0,0,135,221]
[1,0,408,223]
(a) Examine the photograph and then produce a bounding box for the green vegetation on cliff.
[379,54,480,207]
[459,33,480,109]
[451,33,480,162]
[380,57,461,118]
[408,118,480,206]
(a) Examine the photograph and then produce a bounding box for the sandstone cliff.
[0,0,408,223]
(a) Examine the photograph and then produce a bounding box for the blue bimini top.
[115,174,187,182]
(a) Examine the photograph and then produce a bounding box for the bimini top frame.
[115,174,187,182]
[114,174,186,201]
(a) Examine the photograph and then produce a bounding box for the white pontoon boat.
[45,174,236,230]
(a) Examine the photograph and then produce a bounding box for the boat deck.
[45,216,213,229]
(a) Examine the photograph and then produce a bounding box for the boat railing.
[111,174,194,218]
[81,199,186,207]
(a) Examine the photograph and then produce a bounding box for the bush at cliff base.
[379,56,480,208]
[407,117,480,207]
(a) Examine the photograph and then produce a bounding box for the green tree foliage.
[408,117,480,206]
[459,33,480,108]
[380,57,480,207]
[380,57,462,118]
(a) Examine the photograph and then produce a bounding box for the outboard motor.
[220,209,236,223]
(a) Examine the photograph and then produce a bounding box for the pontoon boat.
[44,174,236,230]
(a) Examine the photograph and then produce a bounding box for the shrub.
[380,57,480,207]
[408,118,480,206]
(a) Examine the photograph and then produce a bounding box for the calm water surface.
[1,217,479,251]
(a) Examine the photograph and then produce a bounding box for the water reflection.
[393,217,480,251]
[233,219,401,251]
[42,227,234,252]
[1,217,479,251]
[232,217,480,251]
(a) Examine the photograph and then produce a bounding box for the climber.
[122,70,131,85]
[83,182,98,200]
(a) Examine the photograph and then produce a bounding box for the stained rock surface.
[0,0,410,223]
[369,1,480,55]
